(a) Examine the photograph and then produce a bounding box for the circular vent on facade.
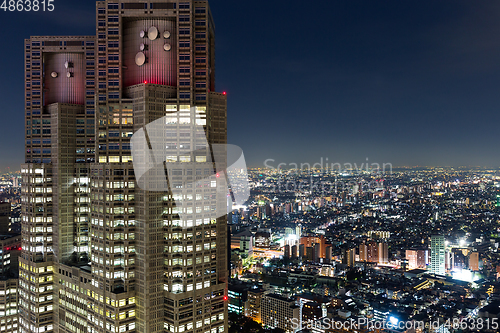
[135,52,146,66]
[50,72,58,78]
[164,43,171,51]
[140,30,146,38]
[163,31,171,39]
[140,43,148,51]
[148,26,159,40]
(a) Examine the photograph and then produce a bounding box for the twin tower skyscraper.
[20,1,229,332]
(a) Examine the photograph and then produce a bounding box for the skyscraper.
[359,241,378,263]
[430,235,445,276]
[378,242,388,264]
[19,1,228,333]
[343,248,355,267]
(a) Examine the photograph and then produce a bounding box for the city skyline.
[2,1,500,170]
[2,2,500,333]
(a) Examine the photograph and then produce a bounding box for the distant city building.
[261,294,299,333]
[299,244,305,259]
[0,278,18,333]
[306,247,314,261]
[344,248,356,267]
[284,245,290,259]
[378,243,388,264]
[325,246,332,263]
[406,249,428,269]
[0,234,21,333]
[451,248,469,270]
[359,243,367,262]
[232,229,254,259]
[291,245,298,259]
[254,231,271,248]
[469,252,480,271]
[302,301,322,322]
[0,234,21,277]
[367,230,391,240]
[247,287,264,323]
[445,249,453,271]
[231,212,241,224]
[313,243,320,263]
[228,281,249,315]
[296,225,302,238]
[0,202,10,234]
[11,177,20,188]
[300,236,326,259]
[359,241,379,263]
[431,235,446,275]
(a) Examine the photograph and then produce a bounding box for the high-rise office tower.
[283,245,290,259]
[367,241,378,263]
[291,245,297,260]
[298,244,305,259]
[359,241,378,263]
[430,235,445,275]
[325,246,331,263]
[19,1,228,333]
[378,242,388,264]
[313,243,320,263]
[359,243,367,262]
[347,248,356,267]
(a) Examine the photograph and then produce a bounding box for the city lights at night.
[0,1,500,333]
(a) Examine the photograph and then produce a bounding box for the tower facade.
[19,1,228,333]
[430,235,445,276]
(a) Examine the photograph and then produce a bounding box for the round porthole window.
[135,52,146,66]
[148,26,159,40]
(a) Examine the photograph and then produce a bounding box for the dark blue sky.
[1,1,500,171]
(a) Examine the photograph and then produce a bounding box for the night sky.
[1,1,500,171]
